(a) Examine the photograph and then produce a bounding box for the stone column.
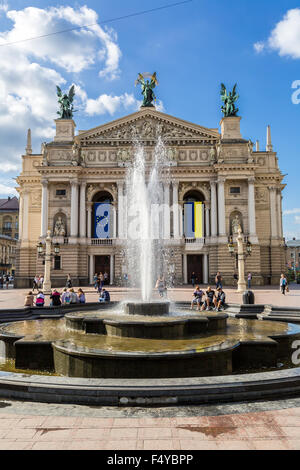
[179,203,183,237]
[112,204,117,238]
[217,177,226,236]
[183,254,188,284]
[22,190,29,241]
[269,186,278,239]
[110,255,114,285]
[203,254,208,284]
[18,191,24,240]
[172,182,180,239]
[210,181,217,237]
[248,177,257,238]
[205,204,210,238]
[123,187,128,240]
[89,254,94,284]
[79,182,86,239]
[277,190,283,239]
[117,182,124,239]
[87,203,92,239]
[41,179,48,237]
[70,180,79,238]
[42,230,52,295]
[163,182,170,239]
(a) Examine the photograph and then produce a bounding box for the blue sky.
[0,0,299,238]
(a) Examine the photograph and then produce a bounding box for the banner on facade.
[184,202,203,238]
[94,203,111,239]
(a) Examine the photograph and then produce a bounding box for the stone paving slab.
[0,406,298,449]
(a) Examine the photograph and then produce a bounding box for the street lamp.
[37,230,60,294]
[228,226,252,293]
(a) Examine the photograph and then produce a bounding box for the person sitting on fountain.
[214,287,226,312]
[201,286,216,311]
[99,288,110,303]
[190,285,204,311]
[156,276,167,298]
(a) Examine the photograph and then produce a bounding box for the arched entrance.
[92,191,114,239]
[183,190,205,238]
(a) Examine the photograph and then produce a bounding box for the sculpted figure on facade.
[41,142,49,166]
[54,216,66,237]
[232,214,242,234]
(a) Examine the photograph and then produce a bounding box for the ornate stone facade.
[15,107,286,287]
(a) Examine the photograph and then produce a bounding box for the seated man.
[214,287,226,311]
[99,288,110,303]
[201,286,215,311]
[190,285,204,311]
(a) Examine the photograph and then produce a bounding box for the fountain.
[0,131,300,383]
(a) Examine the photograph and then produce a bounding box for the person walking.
[280,274,287,295]
[93,273,98,290]
[66,274,72,289]
[191,272,197,288]
[247,272,252,289]
[215,272,223,289]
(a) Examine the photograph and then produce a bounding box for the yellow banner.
[194,202,203,238]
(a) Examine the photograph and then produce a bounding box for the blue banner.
[94,203,111,239]
[184,202,203,238]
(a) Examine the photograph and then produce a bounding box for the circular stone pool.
[0,302,299,379]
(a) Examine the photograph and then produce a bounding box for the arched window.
[92,191,114,239]
[2,216,12,236]
[183,190,205,238]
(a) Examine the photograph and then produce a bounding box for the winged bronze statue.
[56,85,76,119]
[220,83,239,117]
[135,72,158,107]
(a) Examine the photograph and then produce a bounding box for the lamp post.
[37,230,60,295]
[228,226,252,293]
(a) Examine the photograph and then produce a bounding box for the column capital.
[217,176,226,184]
[70,179,78,187]
[41,178,48,187]
[248,176,256,184]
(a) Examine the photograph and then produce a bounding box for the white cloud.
[295,216,300,224]
[86,93,139,116]
[2,6,121,77]
[0,182,17,196]
[255,9,300,59]
[283,208,300,215]
[254,41,265,53]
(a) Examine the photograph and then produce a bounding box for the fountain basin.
[124,301,169,316]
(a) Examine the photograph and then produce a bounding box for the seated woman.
[35,291,45,307]
[201,286,216,311]
[78,288,86,304]
[24,291,34,307]
[50,289,61,307]
[214,287,226,311]
[190,285,204,311]
[69,288,78,304]
[99,288,110,303]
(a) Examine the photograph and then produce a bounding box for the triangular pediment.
[77,108,220,145]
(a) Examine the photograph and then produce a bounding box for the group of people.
[0,274,12,289]
[93,272,109,292]
[191,285,226,312]
[24,287,87,308]
[32,275,44,292]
